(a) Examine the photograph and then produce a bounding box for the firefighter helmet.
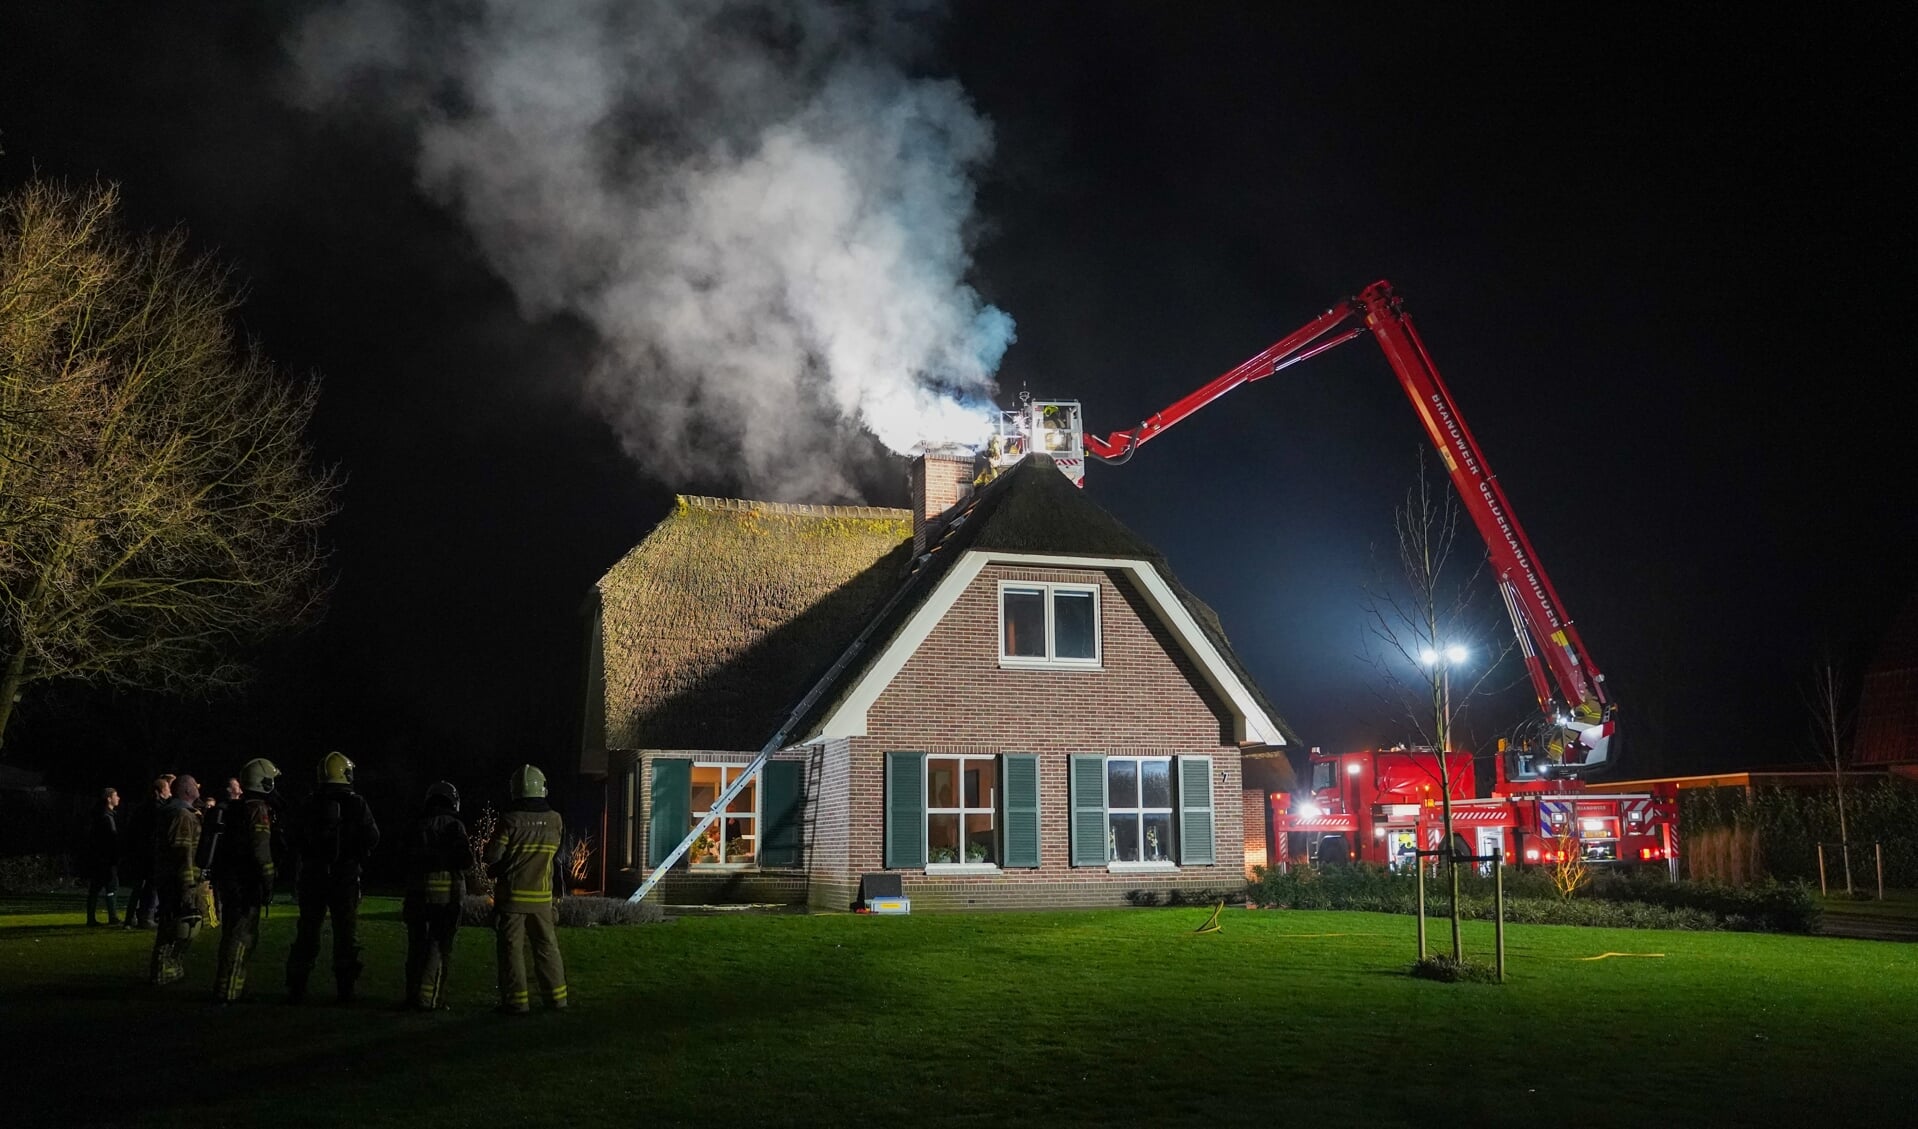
[318,751,355,786]
[239,758,281,795]
[425,780,460,812]
[508,764,547,800]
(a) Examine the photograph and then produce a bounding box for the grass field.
[3,894,1914,1127]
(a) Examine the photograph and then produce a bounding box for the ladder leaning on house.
[626,555,935,904]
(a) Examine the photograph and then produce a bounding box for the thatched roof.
[786,454,1298,747]
[590,455,1296,763]
[593,496,913,752]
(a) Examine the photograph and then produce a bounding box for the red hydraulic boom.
[1085,280,1616,774]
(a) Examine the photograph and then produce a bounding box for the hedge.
[1680,779,1918,888]
[1246,863,1820,933]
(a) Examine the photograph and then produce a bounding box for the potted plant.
[965,841,990,864]
[929,845,959,864]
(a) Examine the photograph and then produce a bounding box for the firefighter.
[149,775,204,986]
[212,758,281,1005]
[401,780,473,1011]
[286,752,379,1004]
[485,764,568,1014]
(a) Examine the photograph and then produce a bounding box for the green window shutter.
[648,758,690,869]
[885,752,926,869]
[1070,754,1108,867]
[761,760,805,868]
[1002,754,1040,868]
[1178,755,1216,866]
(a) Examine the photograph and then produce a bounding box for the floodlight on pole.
[1446,644,1468,664]
[1420,647,1440,666]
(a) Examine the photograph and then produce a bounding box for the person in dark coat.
[213,760,282,1004]
[400,781,473,1011]
[85,788,121,926]
[286,752,380,1004]
[120,775,173,930]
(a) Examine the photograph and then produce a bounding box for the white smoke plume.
[287,0,1013,500]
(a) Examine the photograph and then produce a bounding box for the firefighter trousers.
[495,905,567,1012]
[287,878,363,1000]
[405,903,461,1008]
[148,887,200,986]
[215,900,263,1002]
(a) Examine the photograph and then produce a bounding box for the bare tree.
[0,178,340,750]
[1362,449,1517,962]
[1806,657,1856,894]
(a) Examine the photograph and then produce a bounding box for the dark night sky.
[2,3,1911,789]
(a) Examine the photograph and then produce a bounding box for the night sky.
[2,3,1910,792]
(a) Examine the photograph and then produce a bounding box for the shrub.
[1411,955,1500,983]
[0,854,65,894]
[1247,864,1820,932]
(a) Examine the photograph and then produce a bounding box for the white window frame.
[925,754,1001,874]
[1105,755,1178,872]
[689,762,759,868]
[997,580,1102,669]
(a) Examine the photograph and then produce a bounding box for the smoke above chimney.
[286,0,1014,501]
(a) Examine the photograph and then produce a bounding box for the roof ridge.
[677,494,911,520]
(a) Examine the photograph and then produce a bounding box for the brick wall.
[608,562,1268,912]
[843,563,1249,910]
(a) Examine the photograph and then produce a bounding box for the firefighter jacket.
[484,800,564,913]
[212,795,278,905]
[294,784,380,884]
[153,798,203,894]
[404,801,473,907]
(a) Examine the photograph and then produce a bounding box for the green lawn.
[3,894,1914,1127]
[1819,888,1918,920]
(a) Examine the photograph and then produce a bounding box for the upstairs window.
[999,581,1100,668]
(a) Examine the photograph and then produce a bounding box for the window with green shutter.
[1069,754,1107,866]
[1178,755,1216,866]
[761,760,805,868]
[1002,754,1040,867]
[648,758,690,869]
[885,752,926,869]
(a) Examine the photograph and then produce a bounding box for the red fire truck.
[989,279,1618,776]
[1274,745,1678,875]
[984,280,1672,871]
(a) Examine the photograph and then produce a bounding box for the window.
[621,764,637,868]
[688,764,756,865]
[999,581,1100,667]
[1106,756,1174,864]
[927,756,997,867]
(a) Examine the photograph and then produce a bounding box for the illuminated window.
[999,581,1100,667]
[688,764,757,866]
[926,756,997,867]
[1107,756,1174,863]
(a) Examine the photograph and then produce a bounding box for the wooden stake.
[1817,841,1827,895]
[1416,855,1427,960]
[1877,842,1885,901]
[1494,849,1506,984]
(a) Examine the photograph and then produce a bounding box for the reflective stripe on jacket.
[484,808,563,912]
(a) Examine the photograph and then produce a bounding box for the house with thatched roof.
[580,450,1296,910]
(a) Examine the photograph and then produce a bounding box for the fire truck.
[990,279,1615,778]
[985,279,1672,871]
[1275,745,1678,874]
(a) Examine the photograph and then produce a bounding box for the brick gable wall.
[610,560,1261,911]
[845,562,1247,910]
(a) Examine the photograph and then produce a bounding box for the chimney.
[910,447,975,555]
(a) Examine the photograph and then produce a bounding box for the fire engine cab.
[1274,745,1679,876]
